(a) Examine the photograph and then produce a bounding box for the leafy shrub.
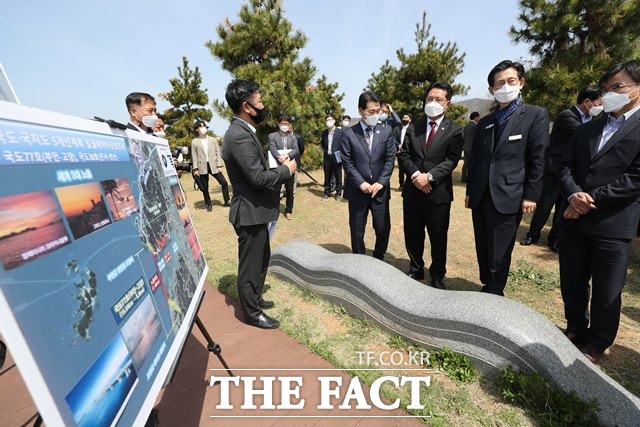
[429,347,477,383]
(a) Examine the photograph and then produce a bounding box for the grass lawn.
[183,160,640,426]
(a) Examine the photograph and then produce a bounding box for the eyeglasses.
[601,82,640,93]
[493,77,521,89]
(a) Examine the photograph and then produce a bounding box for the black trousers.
[471,192,522,295]
[283,173,295,214]
[348,197,390,260]
[559,226,631,349]
[526,172,561,243]
[403,198,451,280]
[234,223,270,322]
[199,163,230,206]
[397,157,406,187]
[323,156,342,196]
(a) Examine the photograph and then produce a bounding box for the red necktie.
[425,121,437,151]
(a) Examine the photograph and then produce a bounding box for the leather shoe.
[520,236,538,246]
[248,313,280,329]
[564,331,586,348]
[548,241,559,253]
[258,298,274,309]
[223,202,230,207]
[431,279,446,289]
[581,345,605,364]
[206,205,212,212]
[407,271,424,280]
[335,194,342,201]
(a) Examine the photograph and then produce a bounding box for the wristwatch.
[427,173,434,183]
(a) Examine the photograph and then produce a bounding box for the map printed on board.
[0,102,207,427]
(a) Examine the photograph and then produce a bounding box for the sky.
[1,0,532,136]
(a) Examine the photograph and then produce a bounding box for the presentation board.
[0,101,208,426]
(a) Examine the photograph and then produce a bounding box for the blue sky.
[1,0,531,136]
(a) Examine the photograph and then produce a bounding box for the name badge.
[508,134,523,141]
[485,123,494,129]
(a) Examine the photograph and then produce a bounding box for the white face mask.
[589,105,604,117]
[493,83,521,104]
[279,125,290,133]
[601,87,639,113]
[155,131,166,138]
[342,120,350,128]
[379,113,388,121]
[326,119,336,128]
[141,114,159,128]
[362,113,379,127]
[198,127,208,136]
[424,101,445,118]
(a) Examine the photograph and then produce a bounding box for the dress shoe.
[564,331,586,348]
[206,205,212,212]
[548,241,559,253]
[258,298,274,309]
[407,271,425,280]
[431,279,446,289]
[223,202,230,207]
[248,313,280,329]
[285,213,293,220]
[335,194,342,201]
[581,345,605,364]
[519,236,538,246]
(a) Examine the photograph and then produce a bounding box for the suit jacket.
[341,123,396,202]
[222,118,291,227]
[466,103,549,214]
[545,105,582,176]
[191,135,223,172]
[559,110,640,239]
[268,131,300,165]
[398,117,464,204]
[393,123,414,149]
[462,120,477,154]
[321,127,344,160]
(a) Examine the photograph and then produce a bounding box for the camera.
[172,146,192,172]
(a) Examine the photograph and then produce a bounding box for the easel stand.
[194,315,234,377]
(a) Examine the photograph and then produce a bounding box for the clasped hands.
[411,173,432,193]
[564,192,596,219]
[359,182,384,197]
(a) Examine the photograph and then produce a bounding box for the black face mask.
[246,101,268,125]
[402,119,410,125]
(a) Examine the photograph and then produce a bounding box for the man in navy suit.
[559,60,640,363]
[341,91,396,260]
[222,79,297,329]
[521,87,603,252]
[321,114,344,200]
[398,82,464,289]
[465,60,549,296]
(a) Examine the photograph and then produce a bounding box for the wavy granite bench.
[269,240,640,426]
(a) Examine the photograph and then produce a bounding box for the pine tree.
[367,12,468,124]
[510,0,640,118]
[206,0,343,166]
[160,56,213,151]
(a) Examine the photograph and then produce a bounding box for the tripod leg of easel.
[194,316,234,377]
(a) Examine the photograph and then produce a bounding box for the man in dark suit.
[222,79,297,329]
[124,92,158,133]
[341,90,396,260]
[521,87,603,252]
[394,113,413,190]
[398,82,464,289]
[465,60,549,296]
[321,114,344,200]
[460,111,479,183]
[558,60,640,363]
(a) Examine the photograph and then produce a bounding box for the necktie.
[365,127,373,151]
[425,121,437,151]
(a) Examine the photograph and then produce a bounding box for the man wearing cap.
[192,119,230,211]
